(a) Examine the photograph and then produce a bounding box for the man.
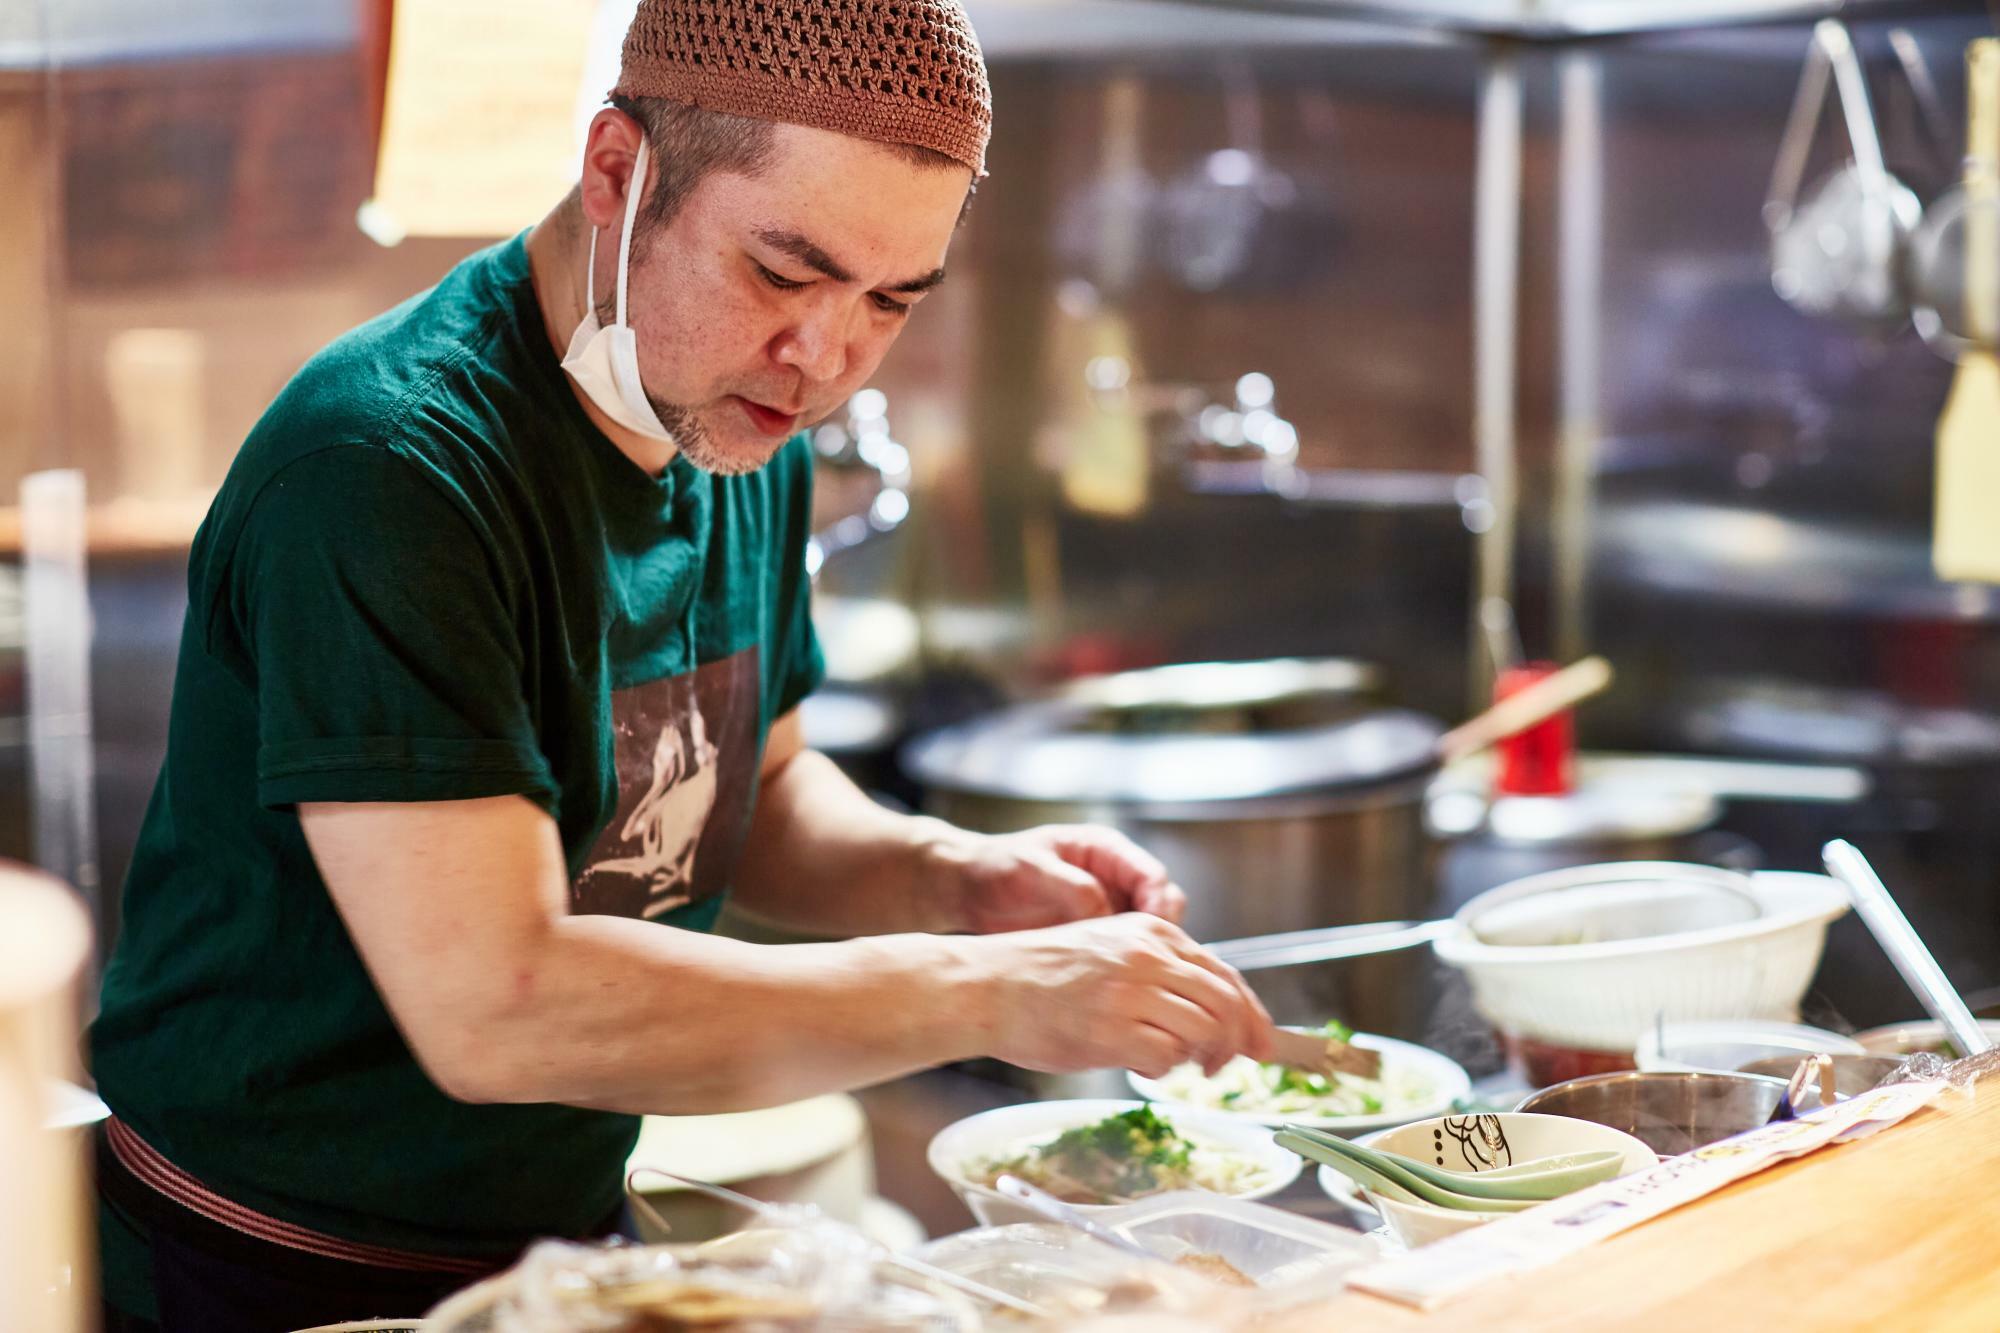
[88,3,1271,1329]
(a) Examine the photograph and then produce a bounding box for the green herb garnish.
[993,1105,1196,1202]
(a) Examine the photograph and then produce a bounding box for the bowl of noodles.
[928,1100,1299,1226]
[1126,1026,1470,1135]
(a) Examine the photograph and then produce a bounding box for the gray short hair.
[608,94,975,231]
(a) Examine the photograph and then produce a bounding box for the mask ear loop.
[614,137,650,330]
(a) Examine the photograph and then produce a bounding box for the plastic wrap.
[425,1224,979,1333]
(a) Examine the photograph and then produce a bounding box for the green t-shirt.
[88,234,824,1302]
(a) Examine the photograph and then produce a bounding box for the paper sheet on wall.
[1935,41,2000,584]
[367,0,598,239]
[1933,353,2000,585]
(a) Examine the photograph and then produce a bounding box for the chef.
[87,3,1272,1330]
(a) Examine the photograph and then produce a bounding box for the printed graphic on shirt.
[573,649,761,920]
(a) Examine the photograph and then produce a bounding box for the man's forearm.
[730,747,976,935]
[459,920,992,1114]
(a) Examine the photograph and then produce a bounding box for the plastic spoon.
[1823,840,1994,1057]
[991,1175,1167,1264]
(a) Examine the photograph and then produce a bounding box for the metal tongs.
[1767,1054,1838,1123]
[626,1168,1050,1320]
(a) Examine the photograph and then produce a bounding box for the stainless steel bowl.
[1516,1071,1787,1155]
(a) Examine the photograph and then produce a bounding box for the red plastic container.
[1492,662,1577,796]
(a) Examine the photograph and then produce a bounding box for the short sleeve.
[221,446,557,811]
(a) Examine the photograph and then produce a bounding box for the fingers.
[1150,953,1261,1068]
[1132,988,1227,1075]
[1027,852,1114,921]
[1124,1021,1192,1081]
[1163,933,1273,1062]
[1112,915,1267,1067]
[1129,878,1188,924]
[1039,826,1174,911]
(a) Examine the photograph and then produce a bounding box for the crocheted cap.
[617,0,991,176]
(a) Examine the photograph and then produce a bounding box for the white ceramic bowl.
[1635,1019,1864,1076]
[1433,867,1848,1051]
[926,1099,1301,1227]
[1312,1112,1657,1250]
[1125,1033,1471,1136]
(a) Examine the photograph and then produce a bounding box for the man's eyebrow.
[756,228,853,284]
[756,226,946,295]
[887,267,947,294]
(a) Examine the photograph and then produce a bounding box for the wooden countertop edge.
[1263,1077,2000,1331]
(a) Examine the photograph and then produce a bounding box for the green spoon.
[1274,1130,1440,1209]
[1275,1129,1536,1213]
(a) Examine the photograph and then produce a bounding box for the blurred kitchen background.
[5,0,1999,1234]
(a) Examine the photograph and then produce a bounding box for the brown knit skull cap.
[617,0,992,176]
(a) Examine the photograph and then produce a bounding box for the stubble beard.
[589,290,769,477]
[601,226,787,479]
[647,393,775,477]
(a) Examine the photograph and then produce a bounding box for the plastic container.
[912,1225,1219,1322]
[1492,662,1576,796]
[915,1194,1376,1316]
[1098,1190,1379,1289]
[1635,1020,1864,1077]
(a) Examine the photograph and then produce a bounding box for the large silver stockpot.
[903,659,1446,1037]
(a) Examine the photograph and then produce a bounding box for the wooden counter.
[1268,1070,2000,1332]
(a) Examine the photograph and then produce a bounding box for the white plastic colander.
[1432,865,1849,1052]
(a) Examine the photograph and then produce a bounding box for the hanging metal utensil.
[1764,20,1923,328]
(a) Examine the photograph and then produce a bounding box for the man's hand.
[930,823,1189,934]
[959,913,1272,1078]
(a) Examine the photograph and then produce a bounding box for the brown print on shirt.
[572,648,761,920]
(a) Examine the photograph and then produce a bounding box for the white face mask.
[560,137,676,443]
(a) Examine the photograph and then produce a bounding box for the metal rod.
[1554,49,1602,665]
[1471,40,1524,710]
[1207,920,1450,972]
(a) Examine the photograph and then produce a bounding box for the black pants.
[97,1129,625,1333]
[100,1225,483,1333]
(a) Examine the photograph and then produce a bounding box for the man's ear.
[579,107,647,231]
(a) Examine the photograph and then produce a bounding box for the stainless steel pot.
[903,659,1445,1037]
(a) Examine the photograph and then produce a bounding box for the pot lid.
[904,659,1443,805]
